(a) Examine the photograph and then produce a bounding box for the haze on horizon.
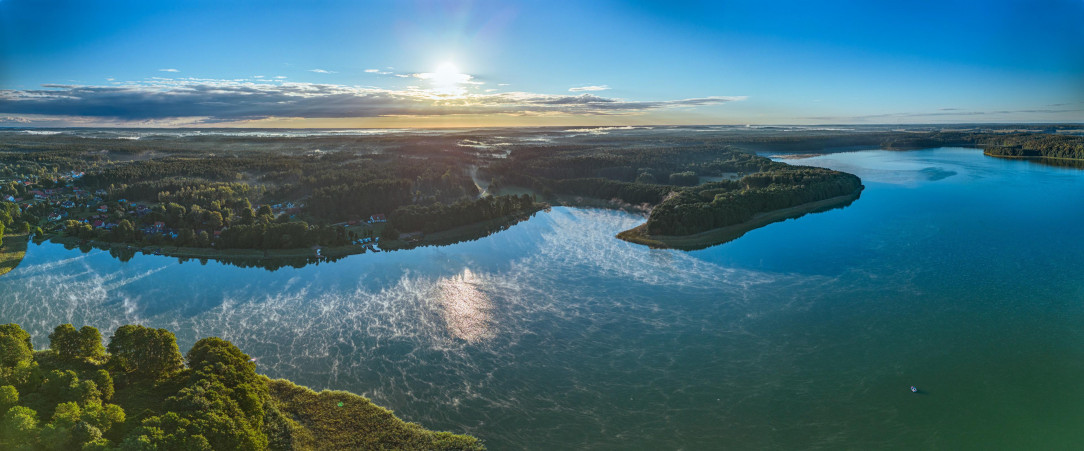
[1,0,1081,128]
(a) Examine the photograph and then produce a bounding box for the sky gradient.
[1,0,1082,127]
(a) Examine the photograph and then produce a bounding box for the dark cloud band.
[0,81,744,122]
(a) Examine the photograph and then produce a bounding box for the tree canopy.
[0,322,483,450]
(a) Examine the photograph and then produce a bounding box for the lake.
[2,147,1082,449]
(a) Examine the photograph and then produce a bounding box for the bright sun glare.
[427,61,468,96]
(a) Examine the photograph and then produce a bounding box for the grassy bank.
[267,379,484,450]
[617,189,863,250]
[0,232,29,276]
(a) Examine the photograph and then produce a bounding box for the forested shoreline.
[0,322,483,450]
[640,168,863,237]
[0,127,1078,267]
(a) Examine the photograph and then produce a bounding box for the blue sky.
[1,0,1081,127]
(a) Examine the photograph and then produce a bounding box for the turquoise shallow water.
[1,148,1082,449]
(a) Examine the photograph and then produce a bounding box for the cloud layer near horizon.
[0,79,744,124]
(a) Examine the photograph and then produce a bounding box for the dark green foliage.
[645,167,863,236]
[389,195,538,233]
[0,405,39,448]
[41,370,79,401]
[49,325,105,362]
[1,323,483,450]
[92,370,114,401]
[106,325,184,380]
[216,222,349,250]
[64,221,94,240]
[979,133,1084,160]
[0,384,17,412]
[0,323,34,369]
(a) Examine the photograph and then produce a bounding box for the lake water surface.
[2,148,1082,449]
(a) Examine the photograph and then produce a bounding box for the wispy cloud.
[806,106,1084,122]
[158,68,180,73]
[569,85,610,92]
[365,69,393,75]
[0,79,745,124]
[309,69,337,74]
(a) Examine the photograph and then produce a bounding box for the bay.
[1,147,1082,449]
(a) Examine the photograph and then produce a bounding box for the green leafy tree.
[92,370,113,401]
[0,405,39,448]
[72,380,101,405]
[49,324,80,360]
[70,421,104,448]
[42,370,79,401]
[112,219,136,242]
[50,325,105,362]
[81,400,125,432]
[0,323,33,369]
[0,385,17,413]
[77,326,106,362]
[106,325,184,380]
[64,220,93,239]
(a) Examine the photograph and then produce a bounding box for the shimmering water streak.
[1,148,1082,449]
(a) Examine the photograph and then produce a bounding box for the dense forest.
[0,322,483,450]
[643,168,863,236]
[388,194,538,234]
[977,133,1084,160]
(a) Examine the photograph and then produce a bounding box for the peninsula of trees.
[0,322,483,450]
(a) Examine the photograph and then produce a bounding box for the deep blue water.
[1,148,1082,449]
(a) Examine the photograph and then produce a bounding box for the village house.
[368,213,387,223]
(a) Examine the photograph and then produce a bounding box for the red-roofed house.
[368,213,387,223]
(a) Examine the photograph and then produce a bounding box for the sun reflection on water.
[435,268,494,343]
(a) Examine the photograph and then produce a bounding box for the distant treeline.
[978,133,1084,160]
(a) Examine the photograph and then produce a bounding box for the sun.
[426,61,470,97]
